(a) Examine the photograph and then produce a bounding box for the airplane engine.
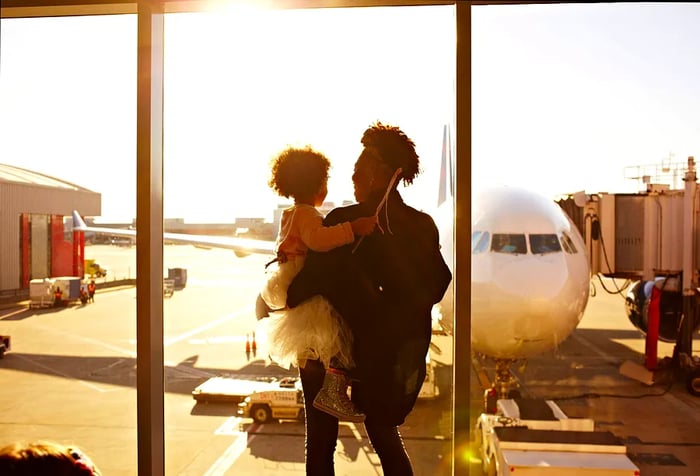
[624,280,700,342]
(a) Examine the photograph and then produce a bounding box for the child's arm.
[297,207,375,252]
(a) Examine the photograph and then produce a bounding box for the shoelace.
[352,167,402,253]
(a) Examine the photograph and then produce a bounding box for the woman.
[287,121,452,475]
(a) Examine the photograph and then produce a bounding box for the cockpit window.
[491,233,527,254]
[560,232,578,254]
[473,231,490,254]
[530,234,562,254]
[472,231,482,250]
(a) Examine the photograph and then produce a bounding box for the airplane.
[466,186,592,398]
[433,125,591,400]
[71,126,596,403]
[72,213,275,257]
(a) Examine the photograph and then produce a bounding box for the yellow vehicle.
[84,259,108,278]
[237,377,305,424]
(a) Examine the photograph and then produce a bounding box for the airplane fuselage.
[437,186,590,361]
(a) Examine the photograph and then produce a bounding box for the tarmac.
[0,244,699,475]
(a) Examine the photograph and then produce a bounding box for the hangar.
[0,163,101,299]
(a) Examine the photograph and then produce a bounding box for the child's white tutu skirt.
[261,257,354,370]
[260,257,304,311]
[267,295,355,370]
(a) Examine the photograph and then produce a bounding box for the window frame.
[0,1,478,474]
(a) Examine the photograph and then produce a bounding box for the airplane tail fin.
[437,124,453,207]
[72,210,88,230]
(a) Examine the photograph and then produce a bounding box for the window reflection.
[560,232,578,254]
[530,233,562,254]
[473,230,490,254]
[491,233,526,254]
[472,230,482,249]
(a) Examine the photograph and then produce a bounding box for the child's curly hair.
[268,146,331,199]
[360,121,421,186]
[0,441,100,475]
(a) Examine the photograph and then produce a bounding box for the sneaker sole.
[312,400,366,422]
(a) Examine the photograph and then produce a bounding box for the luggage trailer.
[475,399,640,476]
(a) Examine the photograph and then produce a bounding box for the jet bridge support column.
[646,286,661,370]
[679,157,697,360]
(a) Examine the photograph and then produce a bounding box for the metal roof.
[0,163,95,192]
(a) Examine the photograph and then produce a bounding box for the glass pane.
[560,231,579,254]
[472,231,483,250]
[0,14,138,474]
[474,231,490,255]
[162,5,457,476]
[473,4,699,476]
[0,5,458,474]
[530,233,562,254]
[490,233,527,254]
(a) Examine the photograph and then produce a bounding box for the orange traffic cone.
[245,334,251,353]
[251,332,257,352]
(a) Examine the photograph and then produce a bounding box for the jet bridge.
[583,188,699,280]
[575,157,699,391]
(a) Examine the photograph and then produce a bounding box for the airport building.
[0,164,101,299]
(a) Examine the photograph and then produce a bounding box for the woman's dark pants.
[299,358,413,475]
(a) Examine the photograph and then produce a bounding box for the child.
[0,440,101,475]
[261,146,375,422]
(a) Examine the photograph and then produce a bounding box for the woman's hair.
[268,146,331,199]
[0,441,100,476]
[360,121,420,186]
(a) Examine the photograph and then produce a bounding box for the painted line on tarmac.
[164,306,253,348]
[572,332,618,364]
[0,308,27,320]
[214,416,244,435]
[32,323,136,358]
[204,430,256,476]
[187,335,248,345]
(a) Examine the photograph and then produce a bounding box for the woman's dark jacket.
[287,190,452,426]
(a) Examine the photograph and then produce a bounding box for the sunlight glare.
[203,0,265,16]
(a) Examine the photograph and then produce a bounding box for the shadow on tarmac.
[190,402,238,416]
[0,352,297,397]
[247,433,307,464]
[1,306,74,320]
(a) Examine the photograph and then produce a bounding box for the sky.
[1,2,699,223]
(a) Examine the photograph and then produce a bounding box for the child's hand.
[351,216,377,236]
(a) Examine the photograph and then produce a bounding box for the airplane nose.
[471,254,588,359]
[493,256,569,299]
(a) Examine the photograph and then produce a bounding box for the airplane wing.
[72,210,276,256]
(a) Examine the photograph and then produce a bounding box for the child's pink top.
[276,204,354,259]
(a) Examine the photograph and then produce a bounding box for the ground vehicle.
[0,335,10,358]
[475,399,640,475]
[167,268,187,289]
[237,377,305,424]
[163,279,174,298]
[53,277,83,305]
[29,277,85,307]
[418,355,440,400]
[29,278,55,308]
[84,259,108,278]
